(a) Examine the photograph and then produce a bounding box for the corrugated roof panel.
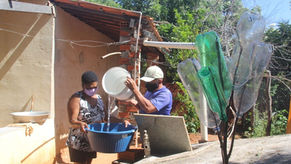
[51,0,141,41]
[50,0,166,55]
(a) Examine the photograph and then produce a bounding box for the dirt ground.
[89,133,291,164]
[185,134,291,164]
[137,134,291,164]
[90,133,215,164]
[188,133,218,144]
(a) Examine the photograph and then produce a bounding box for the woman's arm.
[67,96,88,132]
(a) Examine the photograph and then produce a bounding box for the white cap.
[141,65,164,82]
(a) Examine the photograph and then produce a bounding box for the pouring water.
[107,96,116,132]
[102,67,134,131]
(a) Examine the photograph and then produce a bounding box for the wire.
[0,27,130,48]
[0,27,177,68]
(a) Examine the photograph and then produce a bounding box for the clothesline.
[0,27,173,68]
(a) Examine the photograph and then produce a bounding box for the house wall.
[54,6,120,162]
[0,10,54,126]
[0,119,55,164]
[0,2,56,162]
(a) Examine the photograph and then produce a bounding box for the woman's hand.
[124,120,131,127]
[79,121,88,132]
[70,120,88,132]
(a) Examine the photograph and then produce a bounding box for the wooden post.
[265,71,272,136]
[286,95,291,134]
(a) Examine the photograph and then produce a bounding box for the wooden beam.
[58,3,130,21]
[0,1,52,14]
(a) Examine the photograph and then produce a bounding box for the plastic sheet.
[195,31,232,121]
[177,12,272,126]
[206,106,221,129]
[196,31,232,105]
[228,11,272,116]
[228,12,266,85]
[177,59,202,121]
[236,12,265,43]
[233,43,273,116]
[197,67,228,121]
[177,59,222,127]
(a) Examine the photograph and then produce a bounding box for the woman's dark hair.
[81,71,98,85]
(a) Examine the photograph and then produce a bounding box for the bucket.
[102,67,133,100]
[86,123,137,153]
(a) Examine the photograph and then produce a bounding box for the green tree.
[85,0,121,8]
[113,0,200,22]
[115,0,161,20]
[158,0,245,81]
[264,22,291,116]
[157,0,245,133]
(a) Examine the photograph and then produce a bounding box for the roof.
[50,0,162,42]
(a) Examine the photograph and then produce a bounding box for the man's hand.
[124,98,138,106]
[125,77,138,92]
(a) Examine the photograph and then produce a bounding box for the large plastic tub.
[102,67,133,100]
[86,123,136,153]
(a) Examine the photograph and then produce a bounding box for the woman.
[66,71,104,164]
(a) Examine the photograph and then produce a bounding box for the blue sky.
[242,0,291,25]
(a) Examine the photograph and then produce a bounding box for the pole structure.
[199,89,208,142]
[144,40,208,141]
[143,40,196,49]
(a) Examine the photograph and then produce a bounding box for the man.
[125,65,172,115]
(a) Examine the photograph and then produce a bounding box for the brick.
[129,52,135,58]
[117,148,144,162]
[127,65,134,71]
[119,58,130,64]
[120,30,130,36]
[120,45,131,51]
[127,105,138,112]
[118,112,130,118]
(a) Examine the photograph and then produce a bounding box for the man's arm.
[125,77,157,113]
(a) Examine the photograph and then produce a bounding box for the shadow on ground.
[230,154,291,164]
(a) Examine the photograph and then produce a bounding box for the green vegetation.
[84,0,290,135]
[244,108,288,138]
[244,109,268,138]
[271,109,288,135]
[171,82,200,133]
[265,22,291,114]
[85,0,121,8]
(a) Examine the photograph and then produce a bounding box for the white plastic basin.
[102,67,133,100]
[10,111,49,124]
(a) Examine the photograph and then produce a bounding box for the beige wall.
[0,10,54,127]
[54,6,120,162]
[0,1,123,163]
[0,119,55,164]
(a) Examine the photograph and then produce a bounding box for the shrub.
[171,82,200,133]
